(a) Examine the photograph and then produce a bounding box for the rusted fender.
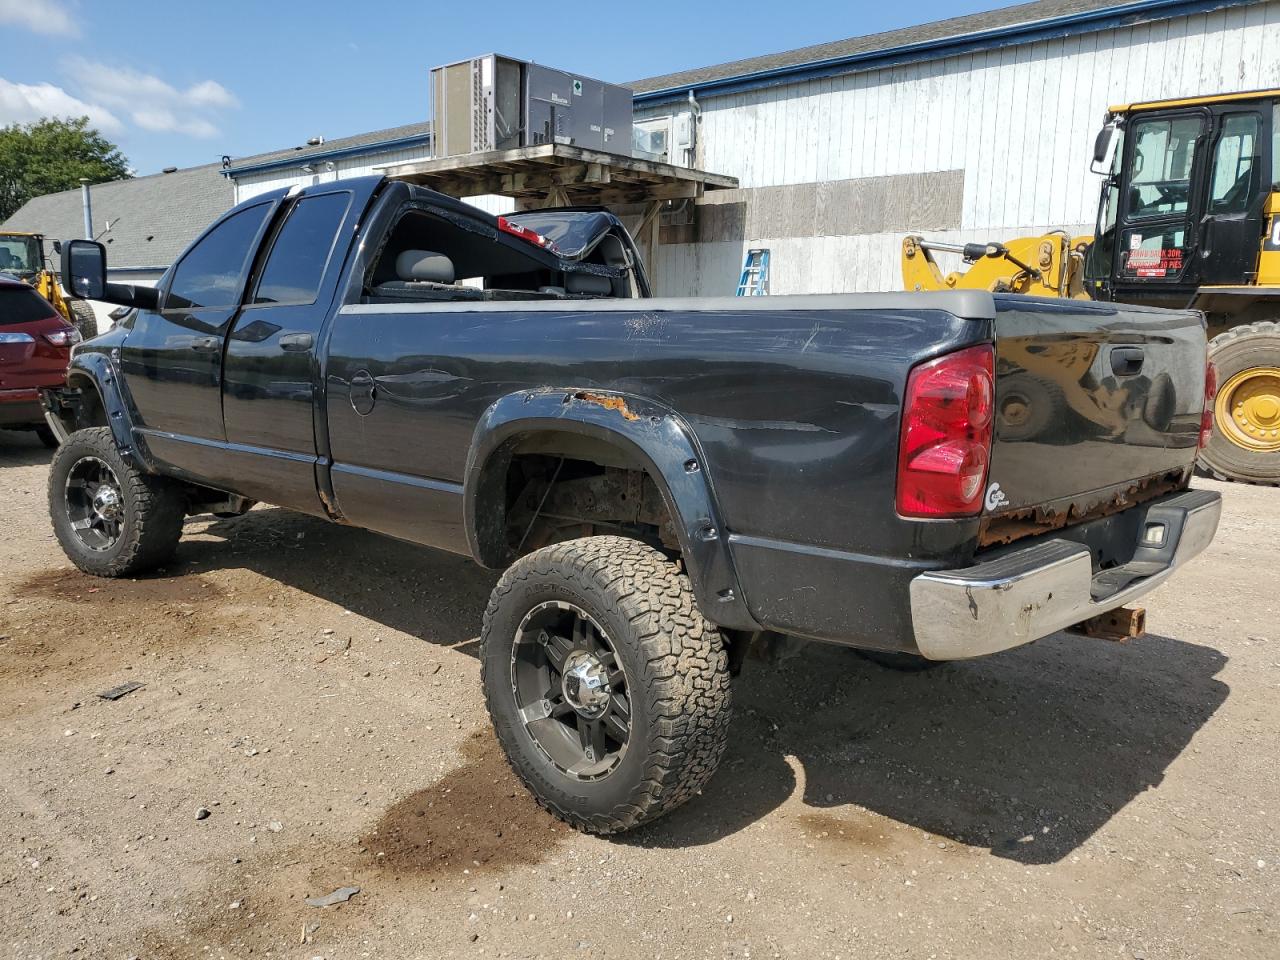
[464,388,759,633]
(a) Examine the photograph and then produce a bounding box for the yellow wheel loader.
[904,88,1280,485]
[0,231,98,338]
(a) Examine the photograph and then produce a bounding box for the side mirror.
[51,239,62,255]
[61,239,107,300]
[1090,121,1120,175]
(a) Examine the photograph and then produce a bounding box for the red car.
[0,275,80,447]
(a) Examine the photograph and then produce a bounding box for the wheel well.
[477,431,680,566]
[59,373,108,431]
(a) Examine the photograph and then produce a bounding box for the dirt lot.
[1,428,1276,960]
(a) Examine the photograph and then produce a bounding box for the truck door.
[120,199,277,472]
[220,187,360,511]
[1197,106,1270,286]
[1111,110,1207,301]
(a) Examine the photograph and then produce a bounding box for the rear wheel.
[481,536,732,834]
[1199,321,1280,485]
[48,427,185,577]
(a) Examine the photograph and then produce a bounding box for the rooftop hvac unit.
[430,54,634,158]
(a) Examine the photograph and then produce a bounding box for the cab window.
[165,202,273,311]
[1209,113,1262,215]
[1126,116,1201,220]
[252,192,351,305]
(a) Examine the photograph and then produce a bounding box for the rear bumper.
[909,488,1221,660]
[0,388,45,426]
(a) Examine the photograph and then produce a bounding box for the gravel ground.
[1,427,1276,960]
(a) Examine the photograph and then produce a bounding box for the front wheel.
[48,427,185,577]
[481,536,732,834]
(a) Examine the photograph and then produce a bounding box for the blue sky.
[1,0,1013,175]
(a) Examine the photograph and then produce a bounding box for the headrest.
[564,272,612,296]
[395,250,455,284]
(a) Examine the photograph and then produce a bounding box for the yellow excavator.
[0,231,98,337]
[904,87,1280,485]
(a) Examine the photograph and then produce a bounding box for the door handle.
[1111,346,1145,377]
[190,336,221,352]
[279,332,314,352]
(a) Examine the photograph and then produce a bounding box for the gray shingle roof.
[1,162,232,270]
[630,0,1145,93]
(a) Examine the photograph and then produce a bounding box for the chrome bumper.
[909,489,1221,660]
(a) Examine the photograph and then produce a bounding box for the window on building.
[253,192,351,305]
[1209,113,1262,214]
[165,202,273,310]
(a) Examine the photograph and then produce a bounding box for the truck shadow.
[630,636,1229,865]
[181,507,1227,866]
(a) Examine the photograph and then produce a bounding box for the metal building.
[5,0,1276,301]
[630,0,1279,295]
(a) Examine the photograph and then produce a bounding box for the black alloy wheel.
[511,600,632,780]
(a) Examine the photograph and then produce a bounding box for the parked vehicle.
[0,276,79,446]
[45,175,1221,833]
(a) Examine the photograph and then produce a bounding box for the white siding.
[638,0,1280,295]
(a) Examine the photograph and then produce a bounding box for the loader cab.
[1086,93,1278,305]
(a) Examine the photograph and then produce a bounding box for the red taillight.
[44,327,82,348]
[497,216,557,252]
[1199,359,1218,450]
[896,344,996,518]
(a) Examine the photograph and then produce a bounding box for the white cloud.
[63,57,237,139]
[0,0,78,36]
[0,78,122,132]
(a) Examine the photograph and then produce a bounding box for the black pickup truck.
[46,174,1220,833]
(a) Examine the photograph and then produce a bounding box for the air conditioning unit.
[631,112,695,167]
[430,54,634,158]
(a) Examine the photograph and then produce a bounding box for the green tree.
[0,117,131,222]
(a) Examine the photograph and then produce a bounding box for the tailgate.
[984,296,1206,529]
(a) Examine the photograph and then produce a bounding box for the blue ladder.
[736,248,770,296]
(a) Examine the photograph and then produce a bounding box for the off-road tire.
[1198,321,1280,485]
[481,536,732,834]
[855,649,945,671]
[48,427,185,577]
[67,300,98,340]
[35,425,59,449]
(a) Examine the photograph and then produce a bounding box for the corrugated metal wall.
[639,0,1280,295]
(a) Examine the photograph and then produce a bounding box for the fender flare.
[61,352,156,471]
[463,388,758,632]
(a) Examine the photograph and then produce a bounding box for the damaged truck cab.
[46,175,1220,833]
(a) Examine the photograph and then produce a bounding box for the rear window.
[0,286,58,325]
